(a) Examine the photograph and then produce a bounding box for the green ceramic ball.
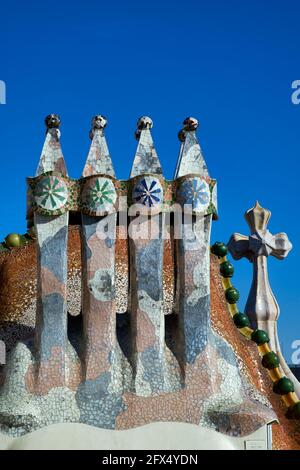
[291,402,300,419]
[286,402,300,420]
[211,242,228,257]
[261,351,280,370]
[225,287,240,304]
[220,261,234,278]
[233,313,251,329]
[251,329,270,345]
[5,233,21,248]
[273,377,295,395]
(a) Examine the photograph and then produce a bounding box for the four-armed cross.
[227,201,300,395]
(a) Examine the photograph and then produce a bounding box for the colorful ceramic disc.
[177,177,210,212]
[34,175,68,212]
[81,177,117,214]
[132,177,163,208]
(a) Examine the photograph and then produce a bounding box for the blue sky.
[0,0,299,362]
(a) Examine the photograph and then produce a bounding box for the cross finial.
[227,202,299,396]
[228,201,292,261]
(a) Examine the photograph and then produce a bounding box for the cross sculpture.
[227,201,300,395]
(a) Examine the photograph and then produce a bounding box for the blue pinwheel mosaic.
[132,177,163,207]
[178,177,210,212]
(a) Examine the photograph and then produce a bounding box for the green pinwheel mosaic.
[81,177,117,215]
[34,175,68,212]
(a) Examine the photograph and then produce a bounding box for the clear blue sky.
[0,0,299,362]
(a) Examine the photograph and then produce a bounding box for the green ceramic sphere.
[273,377,295,395]
[286,402,300,420]
[233,313,251,329]
[261,351,280,370]
[220,261,234,278]
[211,242,228,257]
[251,329,270,345]
[291,402,300,419]
[5,233,21,248]
[225,287,240,304]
